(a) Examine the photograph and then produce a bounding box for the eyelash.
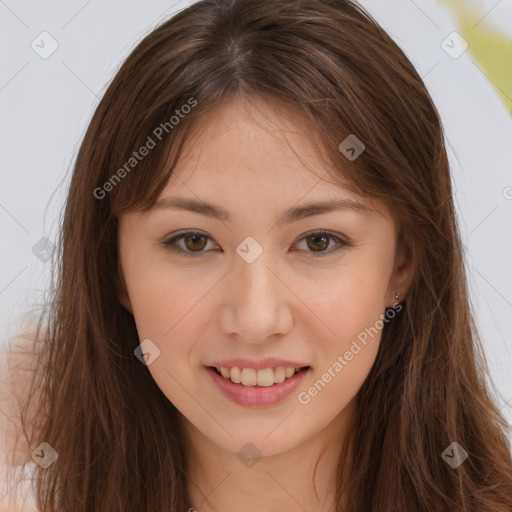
[161,230,351,258]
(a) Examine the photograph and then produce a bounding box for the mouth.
[208,365,311,387]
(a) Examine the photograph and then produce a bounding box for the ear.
[116,265,133,314]
[386,237,414,308]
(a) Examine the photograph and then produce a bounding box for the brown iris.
[183,233,208,252]
[306,233,329,252]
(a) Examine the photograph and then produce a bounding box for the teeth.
[285,367,295,378]
[215,366,305,386]
[241,368,257,386]
[230,366,241,383]
[257,368,274,386]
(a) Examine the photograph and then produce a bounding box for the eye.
[292,230,351,257]
[162,231,219,258]
[161,230,351,258]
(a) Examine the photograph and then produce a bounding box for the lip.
[205,358,309,370]
[205,366,310,407]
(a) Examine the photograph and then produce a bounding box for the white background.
[1,0,511,432]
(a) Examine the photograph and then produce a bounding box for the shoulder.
[0,334,42,511]
[0,333,42,462]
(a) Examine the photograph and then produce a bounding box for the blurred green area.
[438,0,512,113]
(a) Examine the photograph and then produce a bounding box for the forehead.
[148,96,391,223]
[160,97,349,196]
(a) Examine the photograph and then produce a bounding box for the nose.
[220,249,293,344]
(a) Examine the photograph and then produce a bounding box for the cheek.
[298,253,392,403]
[122,258,202,393]
[305,253,392,344]
[130,280,202,412]
[313,287,383,378]
[125,250,210,336]
[298,289,385,413]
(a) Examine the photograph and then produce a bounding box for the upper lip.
[206,358,310,370]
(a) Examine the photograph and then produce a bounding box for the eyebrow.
[151,196,371,224]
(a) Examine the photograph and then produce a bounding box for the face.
[117,97,412,457]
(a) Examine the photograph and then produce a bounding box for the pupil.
[186,234,206,251]
[308,234,328,251]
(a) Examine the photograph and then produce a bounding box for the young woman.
[2,0,512,510]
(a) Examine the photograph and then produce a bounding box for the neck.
[184,397,356,512]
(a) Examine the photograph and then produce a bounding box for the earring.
[394,292,400,300]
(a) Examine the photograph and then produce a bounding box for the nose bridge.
[238,249,275,302]
[226,244,290,342]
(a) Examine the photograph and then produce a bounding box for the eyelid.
[161,229,352,258]
[292,230,351,257]
[162,230,219,258]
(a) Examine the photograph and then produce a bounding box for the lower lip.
[205,366,310,407]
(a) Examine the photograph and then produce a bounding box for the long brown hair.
[5,0,512,510]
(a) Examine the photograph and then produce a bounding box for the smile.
[213,365,308,386]
[205,365,311,407]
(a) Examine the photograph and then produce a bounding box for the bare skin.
[0,336,41,511]
[118,96,413,512]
